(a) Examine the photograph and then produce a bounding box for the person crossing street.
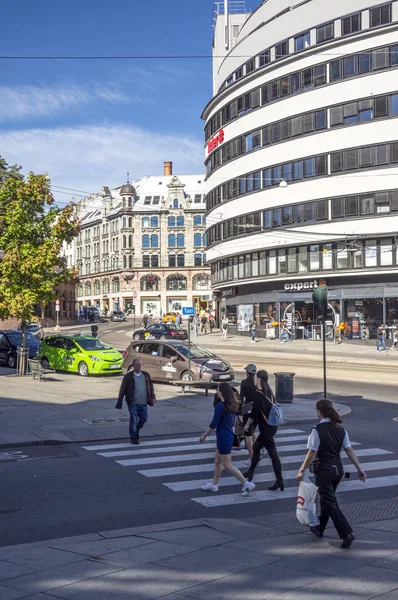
[116,359,156,444]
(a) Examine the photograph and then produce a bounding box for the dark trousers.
[128,404,148,441]
[249,426,282,480]
[315,464,352,539]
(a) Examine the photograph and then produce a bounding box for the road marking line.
[116,441,361,467]
[192,474,398,507]
[137,448,389,477]
[82,429,304,452]
[98,435,310,458]
[165,459,398,492]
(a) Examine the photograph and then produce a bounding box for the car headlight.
[200,365,213,372]
[89,355,101,362]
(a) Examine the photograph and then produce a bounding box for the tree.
[0,156,23,184]
[0,171,80,374]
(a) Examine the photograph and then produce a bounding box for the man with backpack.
[200,314,207,335]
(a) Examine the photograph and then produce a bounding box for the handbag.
[234,415,245,436]
[241,402,253,416]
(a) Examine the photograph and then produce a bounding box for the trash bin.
[91,325,99,338]
[274,372,295,403]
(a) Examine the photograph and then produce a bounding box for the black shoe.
[341,533,355,548]
[130,438,139,445]
[268,479,284,491]
[310,526,324,539]
[244,471,253,482]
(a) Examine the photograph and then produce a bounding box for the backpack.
[259,392,284,427]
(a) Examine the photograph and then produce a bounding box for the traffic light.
[312,285,328,317]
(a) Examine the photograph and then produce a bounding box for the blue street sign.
[182,307,195,315]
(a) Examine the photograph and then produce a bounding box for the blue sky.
[0,0,227,203]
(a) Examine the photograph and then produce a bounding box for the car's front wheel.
[78,361,89,377]
[180,371,194,382]
[7,354,16,369]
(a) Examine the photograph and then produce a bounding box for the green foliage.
[0,172,80,322]
[0,156,23,184]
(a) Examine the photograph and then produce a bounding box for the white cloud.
[0,83,130,122]
[0,124,205,200]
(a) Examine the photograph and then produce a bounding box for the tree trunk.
[18,322,27,376]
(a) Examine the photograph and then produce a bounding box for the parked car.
[163,312,178,323]
[38,334,122,376]
[132,323,188,341]
[122,339,234,383]
[110,311,126,322]
[17,322,44,340]
[0,330,40,369]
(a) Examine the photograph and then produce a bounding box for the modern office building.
[74,163,211,316]
[203,0,398,340]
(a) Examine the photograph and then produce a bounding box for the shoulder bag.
[259,393,284,427]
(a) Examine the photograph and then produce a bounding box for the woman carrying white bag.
[297,399,366,549]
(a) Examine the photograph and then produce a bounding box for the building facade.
[75,163,211,316]
[203,0,398,340]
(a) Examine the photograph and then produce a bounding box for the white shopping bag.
[296,478,319,526]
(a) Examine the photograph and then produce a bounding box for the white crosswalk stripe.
[82,429,398,509]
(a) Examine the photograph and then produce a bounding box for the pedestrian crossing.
[82,428,398,509]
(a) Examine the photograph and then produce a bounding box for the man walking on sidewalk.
[116,359,156,444]
[376,324,387,352]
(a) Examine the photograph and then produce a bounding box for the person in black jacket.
[240,364,257,462]
[243,370,283,490]
[297,399,366,548]
[116,359,156,444]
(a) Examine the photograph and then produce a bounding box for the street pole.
[133,302,136,332]
[322,316,327,399]
[188,318,191,380]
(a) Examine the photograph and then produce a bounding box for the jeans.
[251,331,256,341]
[280,331,289,343]
[377,338,386,351]
[128,404,148,441]
[315,463,352,539]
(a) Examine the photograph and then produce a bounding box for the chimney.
[164,161,173,176]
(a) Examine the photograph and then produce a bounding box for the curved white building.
[202,0,398,340]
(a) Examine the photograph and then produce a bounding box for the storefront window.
[140,276,160,291]
[337,243,349,269]
[258,303,276,326]
[365,239,377,267]
[322,244,333,270]
[269,250,277,274]
[309,245,320,270]
[386,298,398,326]
[227,306,237,329]
[298,247,308,272]
[343,298,383,339]
[238,256,244,279]
[244,254,251,278]
[380,238,393,266]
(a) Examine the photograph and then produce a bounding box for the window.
[298,247,308,272]
[168,254,176,267]
[177,216,184,227]
[330,59,342,81]
[295,31,310,52]
[359,52,372,73]
[151,234,158,248]
[168,216,176,227]
[246,58,255,74]
[167,275,187,291]
[287,248,297,273]
[259,49,270,67]
[309,245,320,270]
[103,279,110,294]
[392,94,398,114]
[343,55,357,77]
[144,196,151,205]
[269,250,276,274]
[374,96,388,117]
[381,239,393,265]
[322,244,333,270]
[173,199,179,209]
[177,234,184,247]
[313,64,326,86]
[275,40,289,59]
[194,253,202,266]
[128,255,133,268]
[365,239,378,266]
[277,249,286,274]
[150,216,158,227]
[152,196,160,205]
[316,22,334,44]
[370,4,391,28]
[193,215,202,227]
[142,217,149,228]
[342,13,361,35]
[142,235,150,249]
[112,278,120,293]
[194,194,202,203]
[168,234,176,248]
[337,243,349,269]
[373,48,389,70]
[94,281,100,295]
[85,282,91,296]
[194,233,202,247]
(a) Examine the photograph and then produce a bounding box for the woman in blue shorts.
[200,383,256,496]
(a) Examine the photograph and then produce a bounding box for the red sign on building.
[207,129,225,154]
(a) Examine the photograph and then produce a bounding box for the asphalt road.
[1,384,398,548]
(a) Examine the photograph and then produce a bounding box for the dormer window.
[173,198,179,209]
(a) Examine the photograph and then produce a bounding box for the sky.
[0,0,227,205]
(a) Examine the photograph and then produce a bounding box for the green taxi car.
[38,335,122,376]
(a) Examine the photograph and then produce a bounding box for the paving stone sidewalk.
[0,370,350,448]
[1,516,398,599]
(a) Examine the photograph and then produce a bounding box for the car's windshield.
[173,344,216,359]
[6,332,38,345]
[165,323,184,330]
[75,338,111,351]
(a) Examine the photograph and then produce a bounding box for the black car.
[0,330,40,369]
[133,323,188,341]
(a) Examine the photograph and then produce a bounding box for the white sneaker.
[202,482,219,493]
[242,481,256,496]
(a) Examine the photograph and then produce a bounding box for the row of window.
[142,253,206,268]
[206,141,398,212]
[218,3,393,95]
[205,92,398,177]
[207,190,398,246]
[79,251,208,276]
[211,237,398,284]
[205,42,398,142]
